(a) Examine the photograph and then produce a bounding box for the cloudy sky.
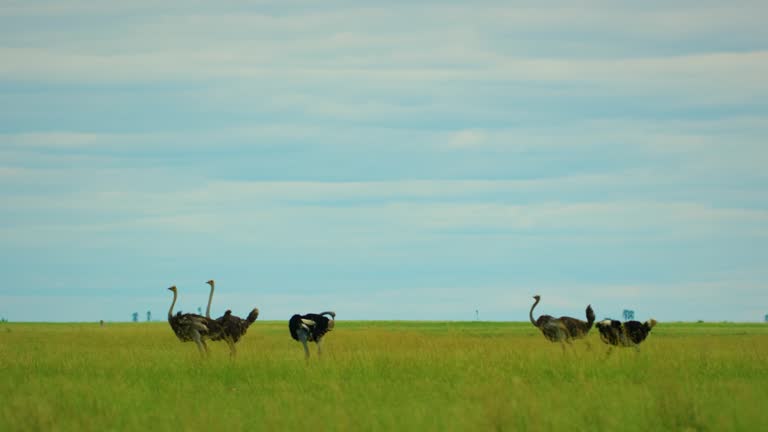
[1,1,767,322]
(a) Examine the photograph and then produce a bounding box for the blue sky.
[1,1,767,322]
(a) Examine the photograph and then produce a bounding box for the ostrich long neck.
[168,290,177,320]
[529,298,540,327]
[206,282,214,319]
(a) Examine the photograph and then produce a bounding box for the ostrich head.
[533,295,541,301]
[206,280,215,286]
[168,286,177,292]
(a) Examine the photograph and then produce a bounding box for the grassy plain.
[1,320,767,431]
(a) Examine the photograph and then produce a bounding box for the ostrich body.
[529,295,595,347]
[596,319,657,353]
[205,279,259,358]
[167,285,219,356]
[214,308,259,358]
[289,311,336,360]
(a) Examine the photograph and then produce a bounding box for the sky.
[1,1,767,323]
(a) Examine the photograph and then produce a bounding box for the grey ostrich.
[214,308,260,358]
[289,311,336,360]
[204,279,259,358]
[167,285,219,356]
[529,295,595,349]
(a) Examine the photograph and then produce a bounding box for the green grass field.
[1,321,767,431]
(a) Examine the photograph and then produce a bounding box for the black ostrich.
[204,279,259,358]
[596,318,657,354]
[167,285,221,356]
[288,311,336,360]
[529,295,595,349]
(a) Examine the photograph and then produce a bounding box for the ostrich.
[167,285,218,356]
[214,308,260,358]
[204,279,259,358]
[529,295,595,349]
[289,311,336,360]
[596,318,657,354]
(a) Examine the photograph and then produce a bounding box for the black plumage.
[289,313,334,341]
[596,320,624,346]
[596,319,657,352]
[288,311,336,359]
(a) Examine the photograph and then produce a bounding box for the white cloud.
[4,274,767,322]
[448,130,487,148]
[2,1,767,108]
[2,1,766,322]
[3,46,766,93]
[3,175,767,246]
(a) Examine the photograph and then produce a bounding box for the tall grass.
[1,321,767,431]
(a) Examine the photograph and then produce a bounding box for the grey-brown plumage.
[204,279,259,358]
[289,311,336,360]
[167,285,220,356]
[213,308,259,358]
[596,318,657,353]
[529,295,595,348]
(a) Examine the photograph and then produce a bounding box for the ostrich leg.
[562,337,577,354]
[604,346,614,359]
[317,337,324,357]
[298,331,310,360]
[227,337,237,359]
[192,332,207,357]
